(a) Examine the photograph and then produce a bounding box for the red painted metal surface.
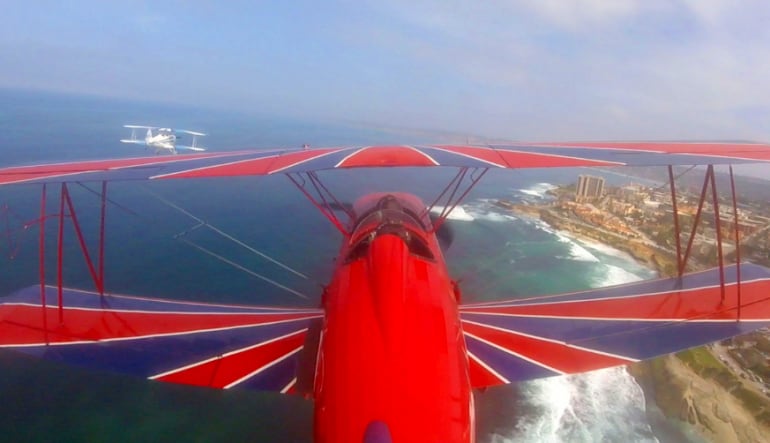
[668,166,683,275]
[535,141,770,161]
[681,167,711,274]
[62,183,102,294]
[0,152,228,185]
[98,181,106,296]
[337,146,438,168]
[0,304,318,346]
[729,166,742,318]
[57,183,65,322]
[154,330,307,388]
[38,184,48,343]
[313,192,473,443]
[161,148,343,179]
[708,166,726,302]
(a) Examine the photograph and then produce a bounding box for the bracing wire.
[138,186,312,299]
[176,237,309,300]
[72,184,314,300]
[144,188,309,280]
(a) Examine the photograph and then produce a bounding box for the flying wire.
[138,186,313,300]
[76,182,311,300]
[176,236,309,300]
[143,188,309,280]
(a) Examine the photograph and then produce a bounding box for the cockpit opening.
[345,195,434,263]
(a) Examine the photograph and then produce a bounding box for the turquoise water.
[1,89,670,442]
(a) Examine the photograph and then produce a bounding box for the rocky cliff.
[629,355,770,443]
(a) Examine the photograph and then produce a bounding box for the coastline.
[504,201,770,443]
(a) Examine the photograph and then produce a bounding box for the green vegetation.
[677,347,722,372]
[729,347,770,379]
[676,348,770,426]
[676,348,738,390]
[733,386,770,426]
[755,334,770,354]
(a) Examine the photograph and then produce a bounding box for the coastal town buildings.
[498,171,770,439]
[575,175,605,202]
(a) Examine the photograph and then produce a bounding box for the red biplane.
[2,142,770,442]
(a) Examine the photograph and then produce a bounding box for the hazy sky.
[2,1,770,141]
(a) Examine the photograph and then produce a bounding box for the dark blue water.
[0,89,666,442]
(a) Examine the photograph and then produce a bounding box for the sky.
[2,1,770,142]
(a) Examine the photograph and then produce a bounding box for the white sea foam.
[518,183,558,199]
[543,229,600,263]
[477,208,658,443]
[559,243,600,263]
[532,219,557,236]
[430,205,475,221]
[490,368,658,443]
[594,264,644,287]
[577,237,638,262]
[464,206,517,223]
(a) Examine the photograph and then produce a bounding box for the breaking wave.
[593,264,645,287]
[553,233,600,263]
[517,183,558,199]
[575,237,639,262]
[489,368,657,443]
[430,205,475,221]
[463,202,517,223]
[462,197,658,443]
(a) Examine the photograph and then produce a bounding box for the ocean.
[0,89,689,442]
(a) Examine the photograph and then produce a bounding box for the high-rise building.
[576,175,605,201]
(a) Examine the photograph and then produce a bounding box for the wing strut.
[680,166,712,275]
[709,166,727,303]
[729,166,742,319]
[668,165,745,307]
[424,167,488,233]
[27,182,109,324]
[668,166,683,273]
[38,183,49,343]
[286,172,350,237]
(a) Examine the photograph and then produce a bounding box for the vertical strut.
[436,168,468,221]
[729,166,742,319]
[39,184,49,343]
[431,168,488,234]
[57,183,65,323]
[310,171,354,220]
[708,166,726,303]
[668,166,683,276]
[287,173,349,237]
[680,167,711,275]
[98,181,107,296]
[63,183,102,294]
[423,168,466,218]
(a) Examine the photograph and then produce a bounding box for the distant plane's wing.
[459,263,770,388]
[123,125,158,129]
[176,129,206,136]
[119,139,148,145]
[0,286,322,394]
[3,142,770,186]
[175,145,207,151]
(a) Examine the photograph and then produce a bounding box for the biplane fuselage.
[314,192,473,443]
[145,130,176,152]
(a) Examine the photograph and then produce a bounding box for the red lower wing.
[0,286,322,394]
[460,263,770,388]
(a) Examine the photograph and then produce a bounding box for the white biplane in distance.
[120,125,206,155]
